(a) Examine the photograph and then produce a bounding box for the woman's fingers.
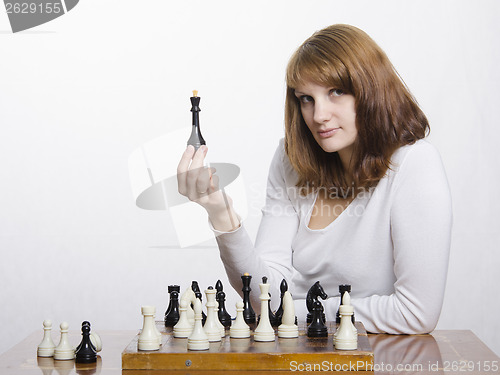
[195,166,212,196]
[186,146,208,199]
[190,145,207,170]
[177,145,195,195]
[210,173,220,192]
[177,145,226,208]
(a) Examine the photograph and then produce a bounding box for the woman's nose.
[313,100,333,124]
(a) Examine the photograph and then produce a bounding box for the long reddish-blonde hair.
[285,24,429,196]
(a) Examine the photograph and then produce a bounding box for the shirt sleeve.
[342,141,453,334]
[215,140,300,310]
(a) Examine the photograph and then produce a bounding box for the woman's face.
[294,81,357,163]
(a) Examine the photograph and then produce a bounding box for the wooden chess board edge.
[121,321,373,371]
[122,351,374,371]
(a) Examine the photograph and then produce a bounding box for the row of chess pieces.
[138,275,358,351]
[37,320,102,363]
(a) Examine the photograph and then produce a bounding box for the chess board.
[121,321,374,371]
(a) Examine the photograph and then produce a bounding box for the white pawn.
[254,278,275,342]
[187,299,209,350]
[334,292,357,350]
[54,322,75,360]
[230,301,250,338]
[173,300,192,338]
[37,320,56,357]
[138,306,160,351]
[203,288,221,342]
[333,291,357,345]
[278,291,299,338]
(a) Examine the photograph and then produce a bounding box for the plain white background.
[1,0,499,358]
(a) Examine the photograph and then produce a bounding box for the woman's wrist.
[207,204,240,232]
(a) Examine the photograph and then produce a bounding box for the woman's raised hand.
[177,145,239,231]
[177,145,219,208]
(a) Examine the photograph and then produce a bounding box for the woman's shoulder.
[390,138,444,173]
[386,138,449,196]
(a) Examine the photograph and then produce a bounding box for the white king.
[254,277,275,342]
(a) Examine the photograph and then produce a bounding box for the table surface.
[0,329,498,374]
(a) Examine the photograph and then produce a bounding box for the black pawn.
[191,281,207,325]
[216,290,232,327]
[336,284,355,324]
[164,290,180,327]
[274,279,288,325]
[241,274,256,324]
[307,301,328,338]
[75,321,91,353]
[75,322,97,363]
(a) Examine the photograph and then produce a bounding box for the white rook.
[138,306,160,351]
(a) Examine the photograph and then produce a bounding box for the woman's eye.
[330,89,344,97]
[299,95,313,104]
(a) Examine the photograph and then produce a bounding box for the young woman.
[177,24,452,334]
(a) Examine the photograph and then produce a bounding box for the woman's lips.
[318,128,339,138]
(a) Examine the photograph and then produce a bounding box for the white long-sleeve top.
[214,138,452,334]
